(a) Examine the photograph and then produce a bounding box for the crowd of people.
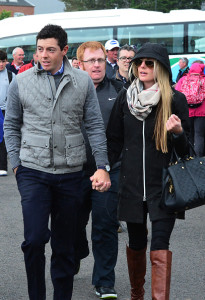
[0,23,204,300]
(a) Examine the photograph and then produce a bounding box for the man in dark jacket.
[6,47,24,74]
[105,39,119,79]
[175,57,189,83]
[77,41,123,299]
[113,44,136,84]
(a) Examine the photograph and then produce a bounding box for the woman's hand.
[166,114,183,135]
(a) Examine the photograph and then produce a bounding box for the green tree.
[0,10,11,20]
[60,0,203,12]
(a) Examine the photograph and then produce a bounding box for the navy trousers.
[77,168,119,288]
[0,110,7,171]
[16,165,83,300]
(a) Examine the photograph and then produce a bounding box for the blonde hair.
[129,59,173,153]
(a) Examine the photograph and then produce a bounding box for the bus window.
[188,22,205,53]
[66,27,114,58]
[117,23,184,54]
[0,34,37,62]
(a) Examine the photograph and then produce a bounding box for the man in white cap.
[105,39,119,79]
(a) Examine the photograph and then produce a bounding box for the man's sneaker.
[0,170,7,176]
[95,286,117,299]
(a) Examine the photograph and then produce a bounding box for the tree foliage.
[60,0,203,13]
[0,10,11,20]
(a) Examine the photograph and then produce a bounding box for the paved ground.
[0,167,204,300]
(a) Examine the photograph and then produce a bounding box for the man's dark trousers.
[16,165,83,300]
[78,167,119,288]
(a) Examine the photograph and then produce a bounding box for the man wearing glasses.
[77,41,123,299]
[114,45,136,84]
[6,47,25,74]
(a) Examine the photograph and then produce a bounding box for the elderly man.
[114,45,136,84]
[6,47,24,74]
[175,57,189,83]
[4,25,111,300]
[77,41,123,299]
[105,39,119,79]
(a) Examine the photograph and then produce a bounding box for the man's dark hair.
[72,57,77,62]
[36,24,67,50]
[0,50,7,60]
[117,44,136,59]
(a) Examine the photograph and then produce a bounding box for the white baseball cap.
[105,39,120,50]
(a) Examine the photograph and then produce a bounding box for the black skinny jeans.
[127,203,175,251]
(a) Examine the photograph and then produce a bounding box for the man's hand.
[90,169,111,192]
[13,167,18,175]
[166,114,183,135]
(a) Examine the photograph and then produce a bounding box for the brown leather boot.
[150,250,172,300]
[126,245,146,300]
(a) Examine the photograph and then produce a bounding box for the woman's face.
[136,58,155,89]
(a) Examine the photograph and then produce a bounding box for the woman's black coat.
[107,87,190,223]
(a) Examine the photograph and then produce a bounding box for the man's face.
[179,59,186,70]
[37,38,68,74]
[106,47,119,63]
[13,49,24,66]
[117,50,135,75]
[0,59,7,71]
[79,48,106,86]
[72,59,79,68]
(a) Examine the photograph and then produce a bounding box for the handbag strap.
[170,141,195,164]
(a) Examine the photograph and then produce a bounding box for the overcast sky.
[29,0,65,14]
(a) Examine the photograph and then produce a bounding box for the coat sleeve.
[83,76,109,167]
[106,88,126,166]
[4,77,23,169]
[171,89,190,157]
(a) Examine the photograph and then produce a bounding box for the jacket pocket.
[20,133,51,167]
[65,133,86,167]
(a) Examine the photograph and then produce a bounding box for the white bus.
[0,8,205,80]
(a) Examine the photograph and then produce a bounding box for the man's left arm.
[83,76,111,192]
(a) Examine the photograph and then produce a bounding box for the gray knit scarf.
[127,78,161,121]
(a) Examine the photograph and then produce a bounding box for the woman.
[175,62,205,157]
[106,43,190,300]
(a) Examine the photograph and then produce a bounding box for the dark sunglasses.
[135,59,154,68]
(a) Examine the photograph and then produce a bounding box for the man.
[4,24,111,300]
[114,45,136,84]
[175,57,189,83]
[77,41,123,299]
[6,47,24,74]
[71,56,79,68]
[0,50,14,176]
[105,39,119,79]
[18,50,38,73]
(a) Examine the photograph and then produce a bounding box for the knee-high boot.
[126,246,146,300]
[150,250,172,300]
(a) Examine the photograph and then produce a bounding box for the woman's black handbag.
[160,145,205,213]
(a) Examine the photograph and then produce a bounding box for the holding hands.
[90,169,111,192]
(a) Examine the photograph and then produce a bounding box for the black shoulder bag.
[160,144,205,213]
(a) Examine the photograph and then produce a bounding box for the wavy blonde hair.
[129,60,173,153]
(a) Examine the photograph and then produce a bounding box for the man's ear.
[79,61,84,70]
[62,45,69,56]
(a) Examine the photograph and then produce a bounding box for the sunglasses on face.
[135,59,154,68]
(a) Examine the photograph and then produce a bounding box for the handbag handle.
[170,141,195,164]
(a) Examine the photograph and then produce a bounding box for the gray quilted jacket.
[4,56,108,174]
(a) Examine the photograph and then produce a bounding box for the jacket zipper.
[143,120,146,201]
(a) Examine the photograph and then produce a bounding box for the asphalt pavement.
[0,166,204,300]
